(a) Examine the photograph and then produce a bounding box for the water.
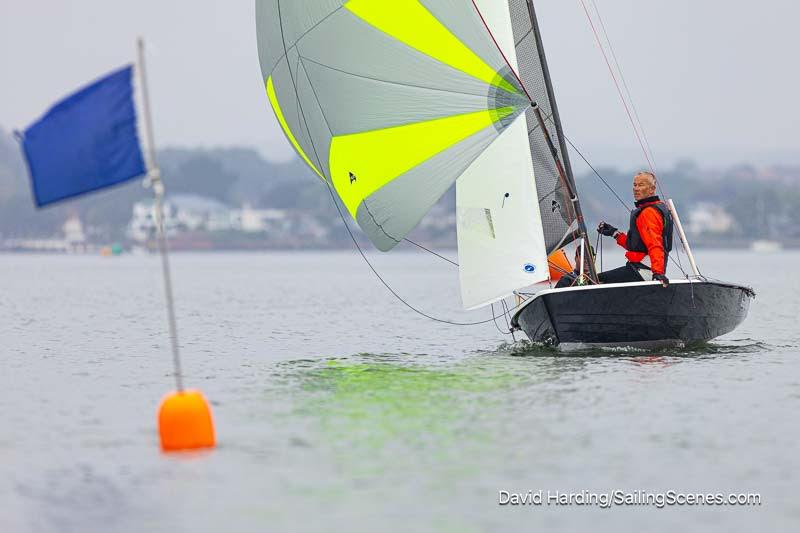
[0,250,797,532]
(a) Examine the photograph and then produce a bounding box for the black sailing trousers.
[598,262,645,284]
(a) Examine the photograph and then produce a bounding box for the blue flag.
[18,65,147,207]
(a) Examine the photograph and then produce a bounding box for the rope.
[404,238,458,267]
[561,130,630,212]
[471,0,532,102]
[325,182,520,327]
[588,0,660,175]
[500,299,513,331]
[491,303,513,335]
[578,0,655,177]
[595,231,603,272]
[501,299,518,342]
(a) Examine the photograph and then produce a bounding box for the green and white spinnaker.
[256,0,580,309]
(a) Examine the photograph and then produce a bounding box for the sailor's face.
[633,174,656,201]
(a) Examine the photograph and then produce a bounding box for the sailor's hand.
[597,222,618,237]
[653,273,670,288]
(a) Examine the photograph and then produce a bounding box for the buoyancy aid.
[627,196,674,255]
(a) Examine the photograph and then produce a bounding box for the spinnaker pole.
[526,0,598,282]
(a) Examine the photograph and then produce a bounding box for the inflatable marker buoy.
[158,390,216,452]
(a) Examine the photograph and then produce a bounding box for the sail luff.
[524,0,578,197]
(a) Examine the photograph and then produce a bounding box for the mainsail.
[507,0,582,254]
[255,0,531,251]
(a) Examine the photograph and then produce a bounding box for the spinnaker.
[257,0,535,254]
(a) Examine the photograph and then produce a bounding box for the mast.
[525,0,598,282]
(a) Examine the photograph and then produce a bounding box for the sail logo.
[523,263,537,273]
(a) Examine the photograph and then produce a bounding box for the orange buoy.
[548,249,573,282]
[158,390,216,452]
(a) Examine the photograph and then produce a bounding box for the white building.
[687,202,735,235]
[62,215,86,246]
[239,204,288,233]
[127,194,230,243]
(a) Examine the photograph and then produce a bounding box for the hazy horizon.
[2,0,799,169]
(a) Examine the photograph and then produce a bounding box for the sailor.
[555,242,595,288]
[596,171,673,287]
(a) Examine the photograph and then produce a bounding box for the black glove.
[597,222,618,237]
[653,273,670,288]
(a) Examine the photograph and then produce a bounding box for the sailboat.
[255,0,754,347]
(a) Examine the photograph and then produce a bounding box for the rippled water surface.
[1,250,798,532]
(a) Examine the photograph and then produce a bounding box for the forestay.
[256,0,532,251]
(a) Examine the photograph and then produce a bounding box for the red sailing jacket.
[614,199,667,275]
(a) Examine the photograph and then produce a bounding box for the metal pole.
[667,199,701,277]
[532,104,598,283]
[137,37,184,392]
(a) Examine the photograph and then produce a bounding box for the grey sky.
[1,1,798,167]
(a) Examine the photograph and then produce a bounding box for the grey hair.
[635,171,657,188]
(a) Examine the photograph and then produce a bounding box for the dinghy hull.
[511,280,754,347]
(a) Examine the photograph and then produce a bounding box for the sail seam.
[362,200,402,245]
[514,28,532,47]
[298,55,490,100]
[267,6,345,77]
[276,0,326,179]
[298,56,334,138]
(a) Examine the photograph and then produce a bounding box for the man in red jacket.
[596,171,673,287]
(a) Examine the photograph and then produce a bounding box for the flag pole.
[136,37,183,393]
[137,37,214,452]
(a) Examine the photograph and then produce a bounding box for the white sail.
[457,113,549,310]
[456,0,549,311]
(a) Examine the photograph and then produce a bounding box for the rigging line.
[577,0,655,176]
[595,231,603,272]
[284,14,510,327]
[491,303,513,335]
[589,0,659,175]
[404,238,459,267]
[470,0,533,102]
[324,181,516,327]
[559,125,690,275]
[472,0,592,271]
[549,261,573,278]
[672,240,690,278]
[560,130,630,212]
[500,299,513,332]
[587,1,675,215]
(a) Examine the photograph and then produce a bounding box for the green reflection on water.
[274,356,533,531]
[294,358,526,454]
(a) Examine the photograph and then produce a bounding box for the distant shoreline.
[1,241,798,255]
